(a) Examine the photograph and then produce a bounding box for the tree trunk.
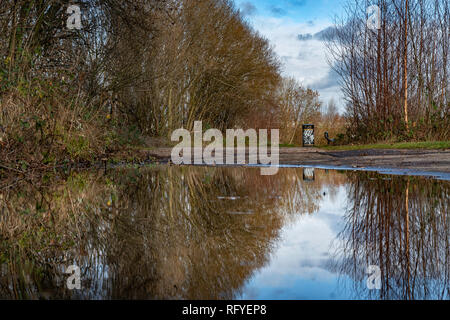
[403,0,409,131]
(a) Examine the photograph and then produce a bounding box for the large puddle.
[0,166,448,300]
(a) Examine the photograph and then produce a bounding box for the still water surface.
[0,166,448,299]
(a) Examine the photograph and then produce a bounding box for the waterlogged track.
[148,147,450,178]
[1,166,448,299]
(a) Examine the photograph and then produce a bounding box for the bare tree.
[278,77,321,144]
[326,0,449,142]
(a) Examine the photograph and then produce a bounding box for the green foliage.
[65,134,91,159]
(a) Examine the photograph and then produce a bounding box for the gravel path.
[147,147,450,174]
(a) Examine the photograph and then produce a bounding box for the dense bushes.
[0,0,289,166]
[0,78,109,164]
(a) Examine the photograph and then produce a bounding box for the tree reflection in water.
[330,172,449,300]
[0,166,331,299]
[0,167,447,300]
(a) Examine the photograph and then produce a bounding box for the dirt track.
[147,147,450,174]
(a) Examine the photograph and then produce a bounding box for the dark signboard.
[302,124,314,147]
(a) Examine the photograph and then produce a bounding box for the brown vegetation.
[0,0,447,172]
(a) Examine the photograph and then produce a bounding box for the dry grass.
[0,81,108,167]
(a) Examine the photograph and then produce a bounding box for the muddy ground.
[147,147,450,174]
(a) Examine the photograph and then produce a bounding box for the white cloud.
[251,16,344,112]
[240,186,349,299]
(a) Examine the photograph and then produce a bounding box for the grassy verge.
[321,141,450,151]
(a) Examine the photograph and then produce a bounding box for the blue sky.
[235,0,346,22]
[233,0,347,111]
